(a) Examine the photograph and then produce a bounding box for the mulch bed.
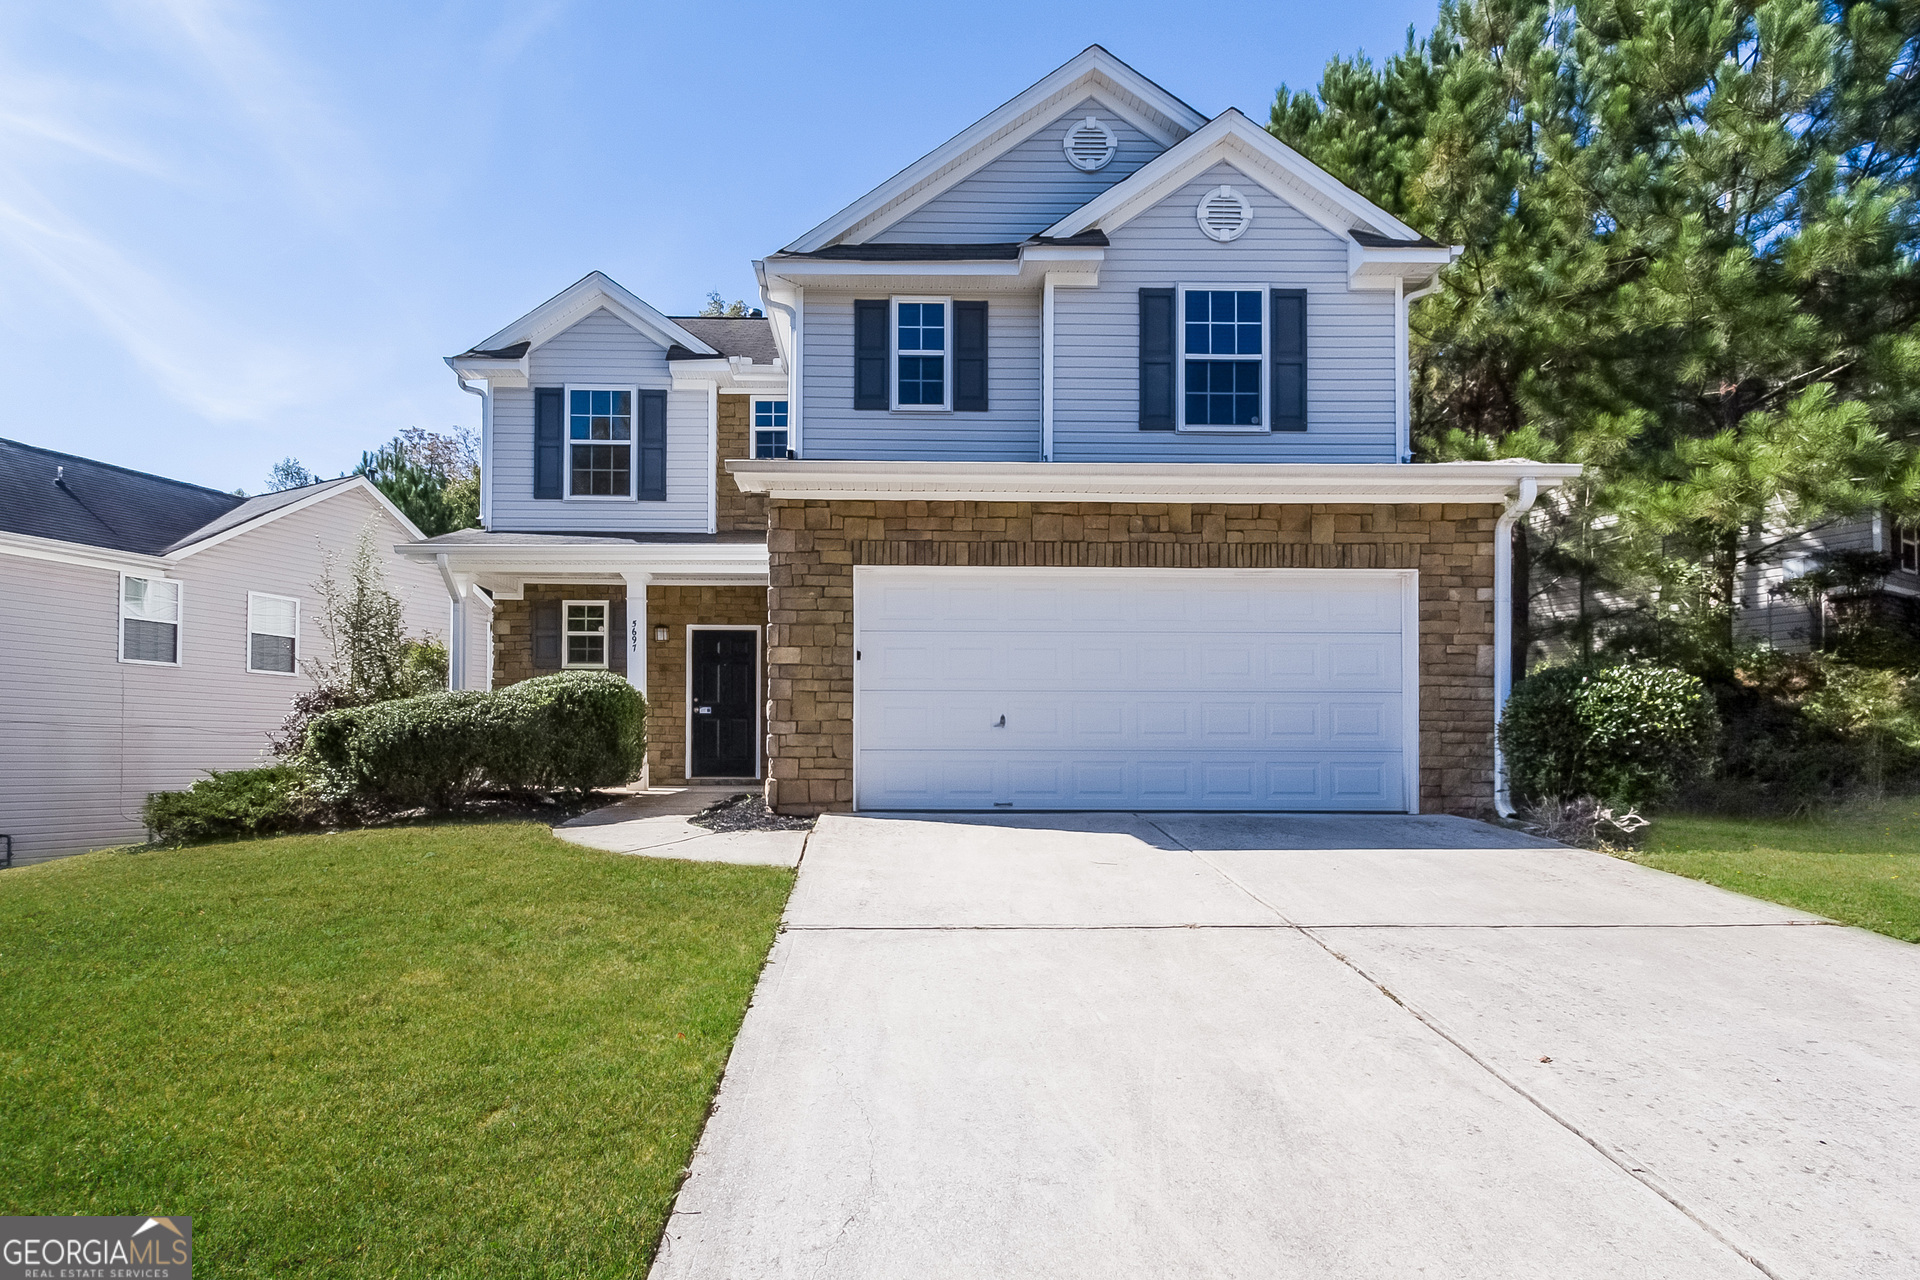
[689,793,817,833]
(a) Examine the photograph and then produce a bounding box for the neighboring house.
[1735,511,1920,651]
[0,438,491,864]
[411,46,1579,818]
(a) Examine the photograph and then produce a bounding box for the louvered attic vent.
[1063,116,1117,171]
[1197,185,1253,242]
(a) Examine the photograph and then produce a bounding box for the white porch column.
[435,554,471,690]
[619,571,651,698]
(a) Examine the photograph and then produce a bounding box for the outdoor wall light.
[654,625,668,642]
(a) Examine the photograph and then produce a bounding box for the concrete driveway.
[649,813,1920,1280]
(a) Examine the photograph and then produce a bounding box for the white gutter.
[453,372,490,527]
[1492,475,1540,817]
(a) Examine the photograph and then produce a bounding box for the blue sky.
[0,0,1434,493]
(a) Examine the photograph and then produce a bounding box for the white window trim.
[561,599,611,669]
[891,296,952,412]
[751,397,791,458]
[562,383,639,501]
[118,573,183,667]
[246,591,300,677]
[684,624,763,779]
[1175,283,1269,434]
[1900,521,1920,574]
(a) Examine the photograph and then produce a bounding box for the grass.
[1637,798,1920,942]
[0,821,794,1277]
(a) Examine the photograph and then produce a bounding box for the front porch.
[397,530,771,788]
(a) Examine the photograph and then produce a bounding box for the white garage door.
[853,567,1417,812]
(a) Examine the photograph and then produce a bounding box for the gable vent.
[1063,116,1117,171]
[1197,185,1253,242]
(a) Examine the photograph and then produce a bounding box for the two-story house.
[410,47,1580,817]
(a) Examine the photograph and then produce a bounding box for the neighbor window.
[894,299,948,409]
[120,575,181,665]
[563,600,608,668]
[753,399,789,457]
[1901,522,1919,573]
[1181,288,1264,429]
[247,592,299,674]
[567,387,633,497]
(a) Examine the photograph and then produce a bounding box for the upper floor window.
[248,593,299,675]
[753,400,789,458]
[563,601,608,668]
[895,299,948,410]
[1181,287,1263,430]
[568,387,632,498]
[120,575,181,665]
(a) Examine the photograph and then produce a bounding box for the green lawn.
[1639,800,1920,942]
[0,822,793,1277]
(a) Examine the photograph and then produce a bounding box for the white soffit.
[463,271,719,361]
[784,46,1208,253]
[1042,110,1424,246]
[728,460,1583,505]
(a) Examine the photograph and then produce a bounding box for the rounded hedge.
[302,670,646,812]
[1500,662,1716,806]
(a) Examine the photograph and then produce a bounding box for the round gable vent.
[1196,185,1253,242]
[1063,116,1117,171]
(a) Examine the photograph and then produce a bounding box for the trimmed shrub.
[303,671,645,813]
[1501,662,1717,806]
[144,766,309,844]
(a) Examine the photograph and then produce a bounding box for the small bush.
[303,671,645,813]
[144,766,310,844]
[1502,661,1717,806]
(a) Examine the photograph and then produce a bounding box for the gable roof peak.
[457,270,719,361]
[780,47,1210,254]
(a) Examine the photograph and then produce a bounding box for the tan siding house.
[0,443,489,865]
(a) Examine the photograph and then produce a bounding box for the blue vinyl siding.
[869,101,1167,244]
[1052,163,1399,463]
[487,308,712,532]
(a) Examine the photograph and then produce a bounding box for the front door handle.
[694,705,715,716]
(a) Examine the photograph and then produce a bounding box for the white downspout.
[1493,475,1539,817]
[1398,275,1442,465]
[1042,275,1057,461]
[763,289,802,456]
[453,372,491,527]
[435,553,468,691]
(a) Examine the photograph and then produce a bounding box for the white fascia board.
[394,541,770,579]
[1043,110,1423,245]
[0,529,170,575]
[668,357,790,395]
[466,271,719,359]
[783,46,1207,253]
[1349,239,1459,289]
[445,353,530,387]
[728,460,1584,505]
[169,477,426,559]
[761,247,1103,292]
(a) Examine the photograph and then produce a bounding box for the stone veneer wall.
[716,396,767,533]
[491,582,769,785]
[765,500,1499,817]
[491,584,625,688]
[644,585,772,784]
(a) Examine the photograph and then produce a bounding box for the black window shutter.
[609,596,628,676]
[1138,288,1175,431]
[954,300,988,412]
[534,387,564,498]
[638,390,667,500]
[854,299,890,410]
[532,600,561,670]
[1270,289,1308,432]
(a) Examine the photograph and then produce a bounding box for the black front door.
[690,629,758,777]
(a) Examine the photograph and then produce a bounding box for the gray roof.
[666,316,780,365]
[769,231,1107,264]
[410,528,767,548]
[0,437,244,555]
[1351,228,1443,249]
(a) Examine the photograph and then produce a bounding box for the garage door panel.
[854,569,1413,812]
[853,750,1407,810]
[857,633,1402,692]
[861,692,1402,750]
[861,578,1403,635]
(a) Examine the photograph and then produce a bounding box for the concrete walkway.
[651,812,1920,1280]
[553,787,805,867]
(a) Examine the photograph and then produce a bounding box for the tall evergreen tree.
[1272,0,1920,667]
